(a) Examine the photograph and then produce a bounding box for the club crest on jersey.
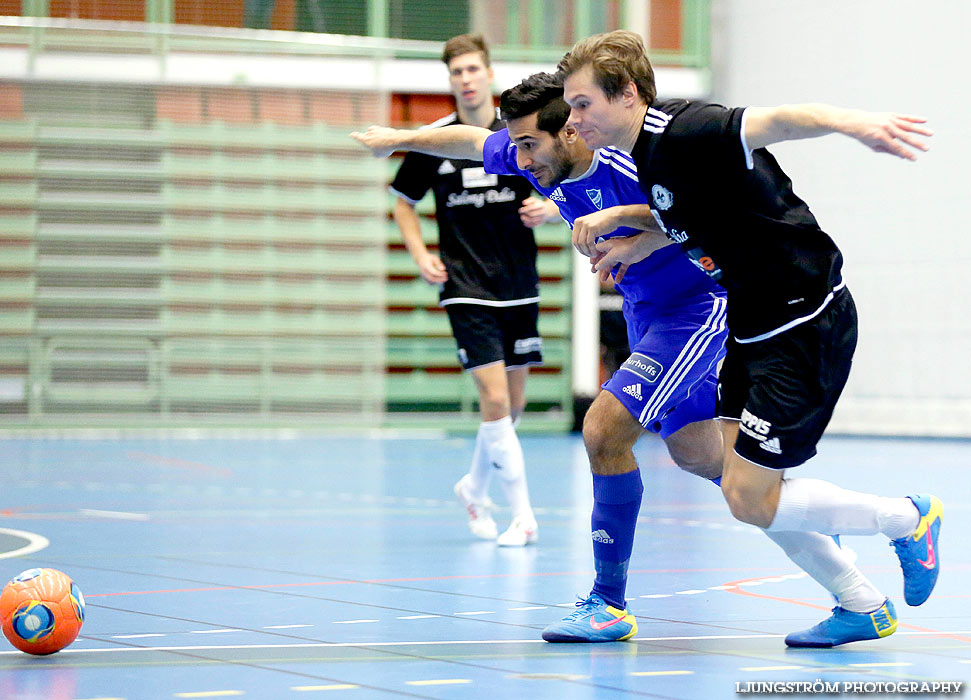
[651,184,673,210]
[586,188,603,210]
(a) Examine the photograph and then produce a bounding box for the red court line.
[723,575,971,644]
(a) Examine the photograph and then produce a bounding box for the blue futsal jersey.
[483,129,727,436]
[482,129,720,309]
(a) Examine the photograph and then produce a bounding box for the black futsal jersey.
[631,99,844,342]
[390,111,538,306]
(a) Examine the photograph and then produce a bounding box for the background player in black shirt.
[389,34,541,547]
[555,30,941,647]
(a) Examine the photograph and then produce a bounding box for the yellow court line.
[292,685,360,692]
[405,679,472,686]
[174,692,245,698]
[630,670,693,677]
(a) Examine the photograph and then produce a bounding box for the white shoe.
[454,475,498,540]
[497,516,538,547]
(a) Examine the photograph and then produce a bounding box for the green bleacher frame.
[0,103,574,430]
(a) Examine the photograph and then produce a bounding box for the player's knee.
[669,445,723,480]
[582,403,631,467]
[477,390,511,421]
[720,479,774,528]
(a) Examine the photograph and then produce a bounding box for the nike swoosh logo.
[590,615,625,631]
[918,525,936,569]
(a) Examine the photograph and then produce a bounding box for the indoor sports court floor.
[1,431,969,699]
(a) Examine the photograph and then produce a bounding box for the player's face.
[447,52,494,111]
[507,113,575,188]
[563,63,628,150]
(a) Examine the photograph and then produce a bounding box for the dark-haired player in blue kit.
[354,72,875,644]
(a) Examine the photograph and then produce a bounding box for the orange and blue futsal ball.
[0,568,85,655]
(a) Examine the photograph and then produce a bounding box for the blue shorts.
[602,291,728,438]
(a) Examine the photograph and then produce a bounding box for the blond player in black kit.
[554,30,941,647]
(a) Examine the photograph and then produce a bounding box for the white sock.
[465,423,493,503]
[763,530,885,613]
[768,478,919,539]
[480,416,534,522]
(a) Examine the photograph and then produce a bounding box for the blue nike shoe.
[891,494,942,606]
[785,599,897,648]
[541,594,637,642]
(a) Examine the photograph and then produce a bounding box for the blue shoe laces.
[562,595,603,622]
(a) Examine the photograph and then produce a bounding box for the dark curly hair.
[499,72,571,136]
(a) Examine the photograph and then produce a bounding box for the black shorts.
[717,287,858,469]
[445,302,543,371]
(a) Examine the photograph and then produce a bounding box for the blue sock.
[590,470,643,609]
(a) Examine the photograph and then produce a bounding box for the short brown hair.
[441,33,490,68]
[557,30,656,106]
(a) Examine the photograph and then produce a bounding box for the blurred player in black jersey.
[389,34,542,546]
[554,30,941,647]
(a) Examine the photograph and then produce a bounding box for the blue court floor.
[0,431,968,700]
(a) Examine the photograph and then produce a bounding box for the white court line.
[0,527,50,559]
[848,662,913,668]
[79,509,149,521]
[333,619,380,625]
[190,629,243,635]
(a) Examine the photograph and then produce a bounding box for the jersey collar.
[561,149,602,184]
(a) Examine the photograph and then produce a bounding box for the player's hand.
[592,231,671,281]
[843,111,932,161]
[518,196,555,228]
[572,208,622,257]
[589,252,630,285]
[416,253,448,285]
[349,126,405,158]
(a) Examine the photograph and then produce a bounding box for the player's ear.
[561,123,580,144]
[622,80,639,107]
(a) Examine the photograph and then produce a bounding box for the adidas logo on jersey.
[759,437,782,455]
[591,529,615,544]
[438,160,456,175]
[548,187,566,202]
[622,383,643,401]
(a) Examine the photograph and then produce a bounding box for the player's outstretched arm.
[744,104,932,160]
[350,125,491,160]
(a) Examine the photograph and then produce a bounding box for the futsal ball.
[0,568,85,655]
